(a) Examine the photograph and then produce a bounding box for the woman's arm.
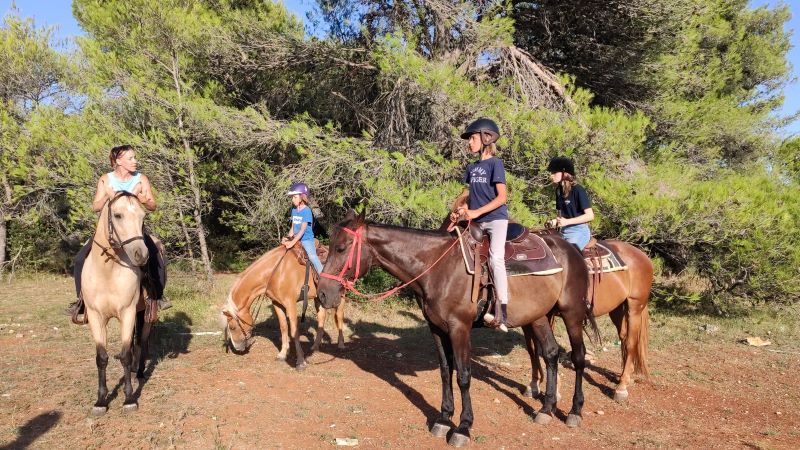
[557,208,594,227]
[91,175,114,212]
[134,174,157,211]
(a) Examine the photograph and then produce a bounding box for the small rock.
[330,424,336,428]
[493,398,500,404]
[53,327,59,331]
[596,410,605,415]
[395,353,402,358]
[2,393,10,398]
[159,422,164,428]
[601,347,608,352]
[700,324,719,334]
[344,395,351,400]
[15,333,23,338]
[335,437,358,446]
[212,416,217,421]
[552,437,560,441]
[776,411,782,415]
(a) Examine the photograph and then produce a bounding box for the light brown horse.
[221,246,346,369]
[529,240,653,402]
[81,192,151,416]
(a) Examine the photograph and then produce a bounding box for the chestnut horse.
[80,192,152,415]
[529,240,653,402]
[221,246,346,370]
[317,210,599,447]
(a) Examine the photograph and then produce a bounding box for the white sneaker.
[483,312,495,323]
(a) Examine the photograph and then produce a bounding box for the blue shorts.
[560,223,591,251]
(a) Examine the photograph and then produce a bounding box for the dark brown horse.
[529,240,653,402]
[317,210,598,447]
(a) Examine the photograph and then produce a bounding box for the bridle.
[320,225,365,291]
[93,192,146,265]
[320,221,464,302]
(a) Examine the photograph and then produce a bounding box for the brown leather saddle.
[291,239,329,266]
[461,223,562,277]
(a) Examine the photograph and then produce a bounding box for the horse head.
[104,192,148,266]
[221,294,254,353]
[317,208,373,309]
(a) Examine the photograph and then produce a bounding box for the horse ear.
[222,309,233,319]
[345,209,356,222]
[356,208,366,224]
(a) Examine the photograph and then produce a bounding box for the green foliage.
[0,1,797,308]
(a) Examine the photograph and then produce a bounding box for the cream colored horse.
[221,247,346,370]
[81,192,149,416]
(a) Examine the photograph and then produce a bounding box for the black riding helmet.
[547,156,575,176]
[461,118,500,146]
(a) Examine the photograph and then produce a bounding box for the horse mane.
[365,221,452,238]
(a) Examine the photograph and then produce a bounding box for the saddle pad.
[459,228,562,276]
[583,241,627,274]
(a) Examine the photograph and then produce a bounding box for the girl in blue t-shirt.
[282,182,323,273]
[547,157,595,251]
[451,118,510,332]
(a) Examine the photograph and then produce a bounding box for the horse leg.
[522,325,544,398]
[88,311,109,416]
[119,308,138,412]
[428,325,455,439]
[272,302,290,361]
[136,313,152,380]
[610,300,648,402]
[334,300,346,350]
[311,299,326,353]
[563,314,587,428]
[449,325,474,447]
[525,320,560,425]
[288,302,307,370]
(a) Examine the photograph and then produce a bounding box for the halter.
[321,221,466,302]
[320,225,364,291]
[93,192,146,265]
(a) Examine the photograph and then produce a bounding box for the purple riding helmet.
[287,182,310,197]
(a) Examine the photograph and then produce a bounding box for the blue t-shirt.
[291,206,315,241]
[107,171,142,193]
[556,184,591,219]
[464,157,508,223]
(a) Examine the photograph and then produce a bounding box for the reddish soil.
[1,274,798,449]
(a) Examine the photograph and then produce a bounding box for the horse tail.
[633,304,650,379]
[582,302,602,348]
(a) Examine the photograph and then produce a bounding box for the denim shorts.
[560,223,591,251]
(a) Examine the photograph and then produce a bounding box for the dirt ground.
[1,273,799,449]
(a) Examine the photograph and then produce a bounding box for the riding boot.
[497,303,508,332]
[64,298,84,316]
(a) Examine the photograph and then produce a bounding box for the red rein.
[320,221,467,303]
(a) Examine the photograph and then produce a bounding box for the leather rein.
[320,221,467,303]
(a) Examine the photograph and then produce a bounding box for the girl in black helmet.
[451,118,510,332]
[547,156,594,251]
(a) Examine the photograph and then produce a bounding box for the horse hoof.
[338,343,346,350]
[566,414,582,428]
[275,354,287,361]
[296,362,307,371]
[614,390,629,403]
[523,385,539,398]
[430,422,450,438]
[534,413,552,425]
[448,432,470,448]
[122,402,138,413]
[90,406,108,417]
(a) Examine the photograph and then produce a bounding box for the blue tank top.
[107,171,142,193]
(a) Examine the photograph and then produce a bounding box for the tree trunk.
[0,215,6,271]
[171,53,213,283]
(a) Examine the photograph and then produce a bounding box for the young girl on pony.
[282,182,323,274]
